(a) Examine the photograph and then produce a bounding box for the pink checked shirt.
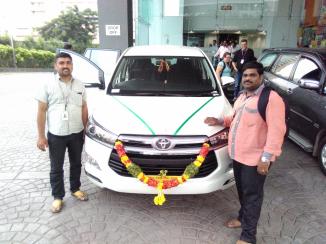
[223,85,286,166]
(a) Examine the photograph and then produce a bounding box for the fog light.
[83,152,101,170]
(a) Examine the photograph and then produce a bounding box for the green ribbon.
[173,97,215,135]
[112,96,156,135]
[112,96,215,136]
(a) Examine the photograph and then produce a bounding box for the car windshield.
[107,56,219,96]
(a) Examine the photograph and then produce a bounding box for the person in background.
[215,52,232,84]
[214,40,231,64]
[232,39,256,101]
[63,42,73,50]
[204,61,286,244]
[230,40,240,58]
[36,52,89,213]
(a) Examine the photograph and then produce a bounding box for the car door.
[291,55,325,143]
[57,49,106,113]
[267,53,300,131]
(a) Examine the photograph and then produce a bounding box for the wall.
[97,0,133,51]
[267,0,303,48]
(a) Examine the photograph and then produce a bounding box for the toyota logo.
[154,138,172,150]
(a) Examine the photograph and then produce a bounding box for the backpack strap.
[257,86,272,122]
[221,61,226,75]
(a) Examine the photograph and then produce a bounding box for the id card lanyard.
[240,49,247,64]
[58,78,73,121]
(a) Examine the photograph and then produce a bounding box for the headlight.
[208,128,229,150]
[86,116,117,148]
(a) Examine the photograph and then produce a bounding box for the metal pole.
[9,34,17,69]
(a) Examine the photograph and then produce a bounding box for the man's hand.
[37,137,48,151]
[204,117,221,126]
[257,161,270,175]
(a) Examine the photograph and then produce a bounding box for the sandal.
[236,240,252,244]
[71,190,88,201]
[225,218,241,228]
[51,199,63,213]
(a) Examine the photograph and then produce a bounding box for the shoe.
[71,190,88,201]
[225,218,241,228]
[51,199,63,213]
[236,240,252,244]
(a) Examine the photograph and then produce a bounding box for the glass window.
[260,53,278,69]
[271,54,299,79]
[88,50,120,77]
[109,56,218,96]
[293,58,321,83]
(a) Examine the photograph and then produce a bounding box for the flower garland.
[114,141,210,205]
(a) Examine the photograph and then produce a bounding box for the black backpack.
[257,86,290,138]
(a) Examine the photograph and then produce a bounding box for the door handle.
[287,88,293,94]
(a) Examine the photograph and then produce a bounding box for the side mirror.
[83,70,105,89]
[298,79,319,90]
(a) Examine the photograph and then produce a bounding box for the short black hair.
[240,39,248,43]
[55,52,72,62]
[242,61,264,75]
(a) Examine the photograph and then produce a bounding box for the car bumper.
[83,136,235,194]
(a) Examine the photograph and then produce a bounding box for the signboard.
[105,25,121,36]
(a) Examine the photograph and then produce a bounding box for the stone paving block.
[11,223,26,232]
[0,232,15,242]
[11,232,29,243]
[0,223,11,232]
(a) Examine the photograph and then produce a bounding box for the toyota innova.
[61,45,235,194]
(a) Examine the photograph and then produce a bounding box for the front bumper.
[83,135,234,194]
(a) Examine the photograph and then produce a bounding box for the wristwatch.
[261,156,271,164]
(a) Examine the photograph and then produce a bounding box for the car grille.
[108,135,218,178]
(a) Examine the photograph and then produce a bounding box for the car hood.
[92,95,232,136]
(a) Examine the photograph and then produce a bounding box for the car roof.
[262,47,326,59]
[123,45,205,57]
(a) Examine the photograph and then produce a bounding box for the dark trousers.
[233,160,267,244]
[234,71,242,98]
[48,131,84,199]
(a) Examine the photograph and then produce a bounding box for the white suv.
[61,45,234,194]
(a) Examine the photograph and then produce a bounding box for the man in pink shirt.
[204,61,286,244]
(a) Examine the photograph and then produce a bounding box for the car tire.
[318,137,326,176]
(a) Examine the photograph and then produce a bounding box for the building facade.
[132,0,304,56]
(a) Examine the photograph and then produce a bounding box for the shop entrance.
[218,34,239,44]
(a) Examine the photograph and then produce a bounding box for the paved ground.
[0,72,325,244]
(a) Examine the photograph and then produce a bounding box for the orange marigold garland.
[114,141,210,205]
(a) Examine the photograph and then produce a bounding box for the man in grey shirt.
[36,52,88,213]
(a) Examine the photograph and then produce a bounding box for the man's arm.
[37,101,48,151]
[232,61,238,72]
[82,101,88,129]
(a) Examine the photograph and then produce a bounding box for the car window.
[293,58,321,83]
[108,56,219,96]
[87,49,120,76]
[271,54,299,79]
[260,53,278,69]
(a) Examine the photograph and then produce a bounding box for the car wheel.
[318,137,326,176]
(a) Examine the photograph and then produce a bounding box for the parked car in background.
[59,45,235,194]
[258,48,326,175]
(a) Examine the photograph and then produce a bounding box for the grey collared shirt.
[36,75,87,136]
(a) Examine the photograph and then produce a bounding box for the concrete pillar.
[97,0,133,51]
